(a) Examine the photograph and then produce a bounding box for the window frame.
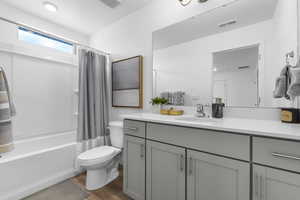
[18,27,75,54]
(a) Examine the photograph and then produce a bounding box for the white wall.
[90,0,238,120]
[0,1,89,45]
[90,0,298,120]
[153,20,268,107]
[264,0,298,108]
[0,51,77,140]
[0,10,79,140]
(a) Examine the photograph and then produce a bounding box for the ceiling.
[1,0,152,36]
[153,0,278,50]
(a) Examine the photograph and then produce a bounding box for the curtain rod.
[0,16,110,56]
[77,45,110,56]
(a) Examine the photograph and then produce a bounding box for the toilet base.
[86,167,119,190]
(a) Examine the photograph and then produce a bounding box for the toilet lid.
[109,121,123,128]
[78,146,119,163]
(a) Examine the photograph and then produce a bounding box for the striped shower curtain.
[0,67,16,154]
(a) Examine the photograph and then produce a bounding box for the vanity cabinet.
[123,135,145,200]
[147,123,250,161]
[253,137,300,173]
[123,119,300,200]
[187,150,250,200]
[123,120,146,138]
[146,140,185,200]
[253,165,300,200]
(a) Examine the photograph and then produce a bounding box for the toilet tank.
[109,121,124,149]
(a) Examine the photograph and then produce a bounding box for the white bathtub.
[0,131,78,200]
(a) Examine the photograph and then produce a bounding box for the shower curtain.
[78,49,110,145]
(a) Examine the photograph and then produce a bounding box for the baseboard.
[1,169,77,200]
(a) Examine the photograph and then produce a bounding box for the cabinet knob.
[124,127,138,131]
[180,154,185,172]
[260,175,264,200]
[254,173,259,199]
[189,157,193,175]
[140,144,145,158]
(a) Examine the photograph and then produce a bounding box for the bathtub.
[0,131,78,200]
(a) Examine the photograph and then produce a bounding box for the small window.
[18,27,74,54]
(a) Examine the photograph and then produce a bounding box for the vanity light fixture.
[43,2,58,12]
[179,0,209,6]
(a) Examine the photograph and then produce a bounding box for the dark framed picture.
[112,55,143,108]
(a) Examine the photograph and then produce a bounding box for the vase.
[152,105,161,114]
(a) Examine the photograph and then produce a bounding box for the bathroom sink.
[175,116,219,123]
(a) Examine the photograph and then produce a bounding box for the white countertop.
[122,113,300,141]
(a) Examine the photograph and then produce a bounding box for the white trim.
[14,130,76,142]
[0,103,10,109]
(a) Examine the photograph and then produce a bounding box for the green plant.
[150,97,168,105]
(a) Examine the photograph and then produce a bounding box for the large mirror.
[153,0,299,108]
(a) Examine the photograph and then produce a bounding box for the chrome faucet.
[196,104,206,118]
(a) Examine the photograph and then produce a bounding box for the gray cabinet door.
[253,165,300,200]
[187,150,250,200]
[146,140,185,200]
[123,135,145,200]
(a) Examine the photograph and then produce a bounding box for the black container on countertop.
[212,98,225,119]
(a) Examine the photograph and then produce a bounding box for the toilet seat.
[78,146,121,166]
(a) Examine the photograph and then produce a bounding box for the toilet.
[77,121,124,190]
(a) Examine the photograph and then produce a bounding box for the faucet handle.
[196,104,204,112]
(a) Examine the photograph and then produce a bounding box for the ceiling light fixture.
[43,2,58,12]
[179,0,192,6]
[218,19,237,28]
[178,0,209,6]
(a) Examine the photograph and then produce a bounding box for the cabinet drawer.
[124,120,146,138]
[147,123,250,161]
[253,137,300,173]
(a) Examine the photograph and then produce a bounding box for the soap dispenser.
[212,98,225,118]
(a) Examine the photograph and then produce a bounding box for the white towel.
[0,67,16,154]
